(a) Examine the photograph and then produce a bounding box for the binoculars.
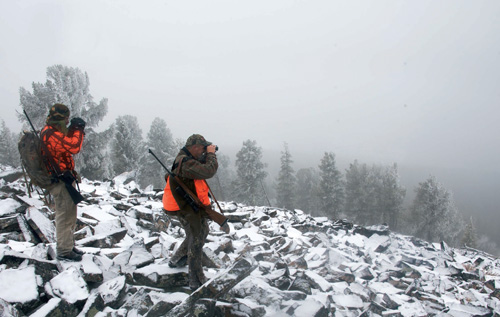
[204,145,219,152]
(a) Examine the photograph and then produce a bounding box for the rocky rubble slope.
[0,169,499,316]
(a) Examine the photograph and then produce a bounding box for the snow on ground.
[0,172,499,316]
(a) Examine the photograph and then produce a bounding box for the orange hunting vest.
[163,176,210,212]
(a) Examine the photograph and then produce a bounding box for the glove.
[69,117,86,131]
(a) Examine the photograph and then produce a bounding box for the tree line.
[0,65,486,252]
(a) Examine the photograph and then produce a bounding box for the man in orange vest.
[163,134,219,290]
[41,104,86,261]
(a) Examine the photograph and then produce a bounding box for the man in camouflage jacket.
[163,134,218,290]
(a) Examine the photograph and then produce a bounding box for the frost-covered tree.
[345,161,406,227]
[344,160,373,225]
[317,152,343,219]
[137,118,176,189]
[275,143,296,210]
[295,167,319,214]
[207,153,234,201]
[78,127,114,181]
[461,216,478,248]
[378,164,406,230]
[232,140,268,206]
[409,176,465,245]
[18,65,108,130]
[0,120,20,167]
[18,65,108,179]
[111,115,144,175]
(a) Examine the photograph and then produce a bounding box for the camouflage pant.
[171,209,209,286]
[49,182,77,256]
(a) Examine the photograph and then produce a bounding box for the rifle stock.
[64,181,85,205]
[203,206,228,227]
[59,171,85,205]
[172,174,228,227]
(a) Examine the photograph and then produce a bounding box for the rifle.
[23,110,85,205]
[148,149,228,227]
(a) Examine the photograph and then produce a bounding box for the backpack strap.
[172,155,190,175]
[171,147,196,174]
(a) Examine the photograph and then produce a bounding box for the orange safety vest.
[163,176,210,211]
[41,126,84,172]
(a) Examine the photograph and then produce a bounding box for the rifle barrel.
[148,149,172,175]
[23,109,39,137]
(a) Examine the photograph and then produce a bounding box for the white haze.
[1,1,499,244]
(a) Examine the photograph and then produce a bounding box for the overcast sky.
[1,0,499,170]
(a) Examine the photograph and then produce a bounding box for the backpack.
[18,131,54,188]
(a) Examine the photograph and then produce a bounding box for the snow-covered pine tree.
[78,127,114,181]
[345,161,405,227]
[275,142,296,210]
[317,152,343,219]
[462,216,478,248]
[206,153,234,201]
[295,167,319,215]
[344,160,372,225]
[111,115,145,176]
[409,176,465,246]
[0,120,20,167]
[18,65,108,130]
[137,117,176,189]
[18,65,108,179]
[232,140,268,206]
[378,163,406,230]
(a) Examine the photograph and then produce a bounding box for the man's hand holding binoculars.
[205,144,217,154]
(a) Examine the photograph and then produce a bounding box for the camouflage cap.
[185,134,212,147]
[48,103,70,120]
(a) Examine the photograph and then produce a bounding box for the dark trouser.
[170,209,209,286]
[49,182,77,256]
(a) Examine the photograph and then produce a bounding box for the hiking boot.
[189,274,208,291]
[57,251,82,262]
[73,247,85,255]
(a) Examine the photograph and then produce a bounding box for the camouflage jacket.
[168,148,218,211]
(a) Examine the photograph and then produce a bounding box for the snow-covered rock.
[0,176,499,316]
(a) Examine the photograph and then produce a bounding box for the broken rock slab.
[162,257,258,317]
[0,215,20,233]
[121,287,155,315]
[0,250,60,283]
[97,275,127,308]
[76,228,128,248]
[0,197,22,217]
[0,298,23,317]
[16,213,41,243]
[126,205,154,222]
[353,224,390,238]
[29,297,79,317]
[0,265,39,312]
[45,266,89,305]
[132,264,189,289]
[25,207,56,243]
[80,254,104,283]
[127,241,155,268]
